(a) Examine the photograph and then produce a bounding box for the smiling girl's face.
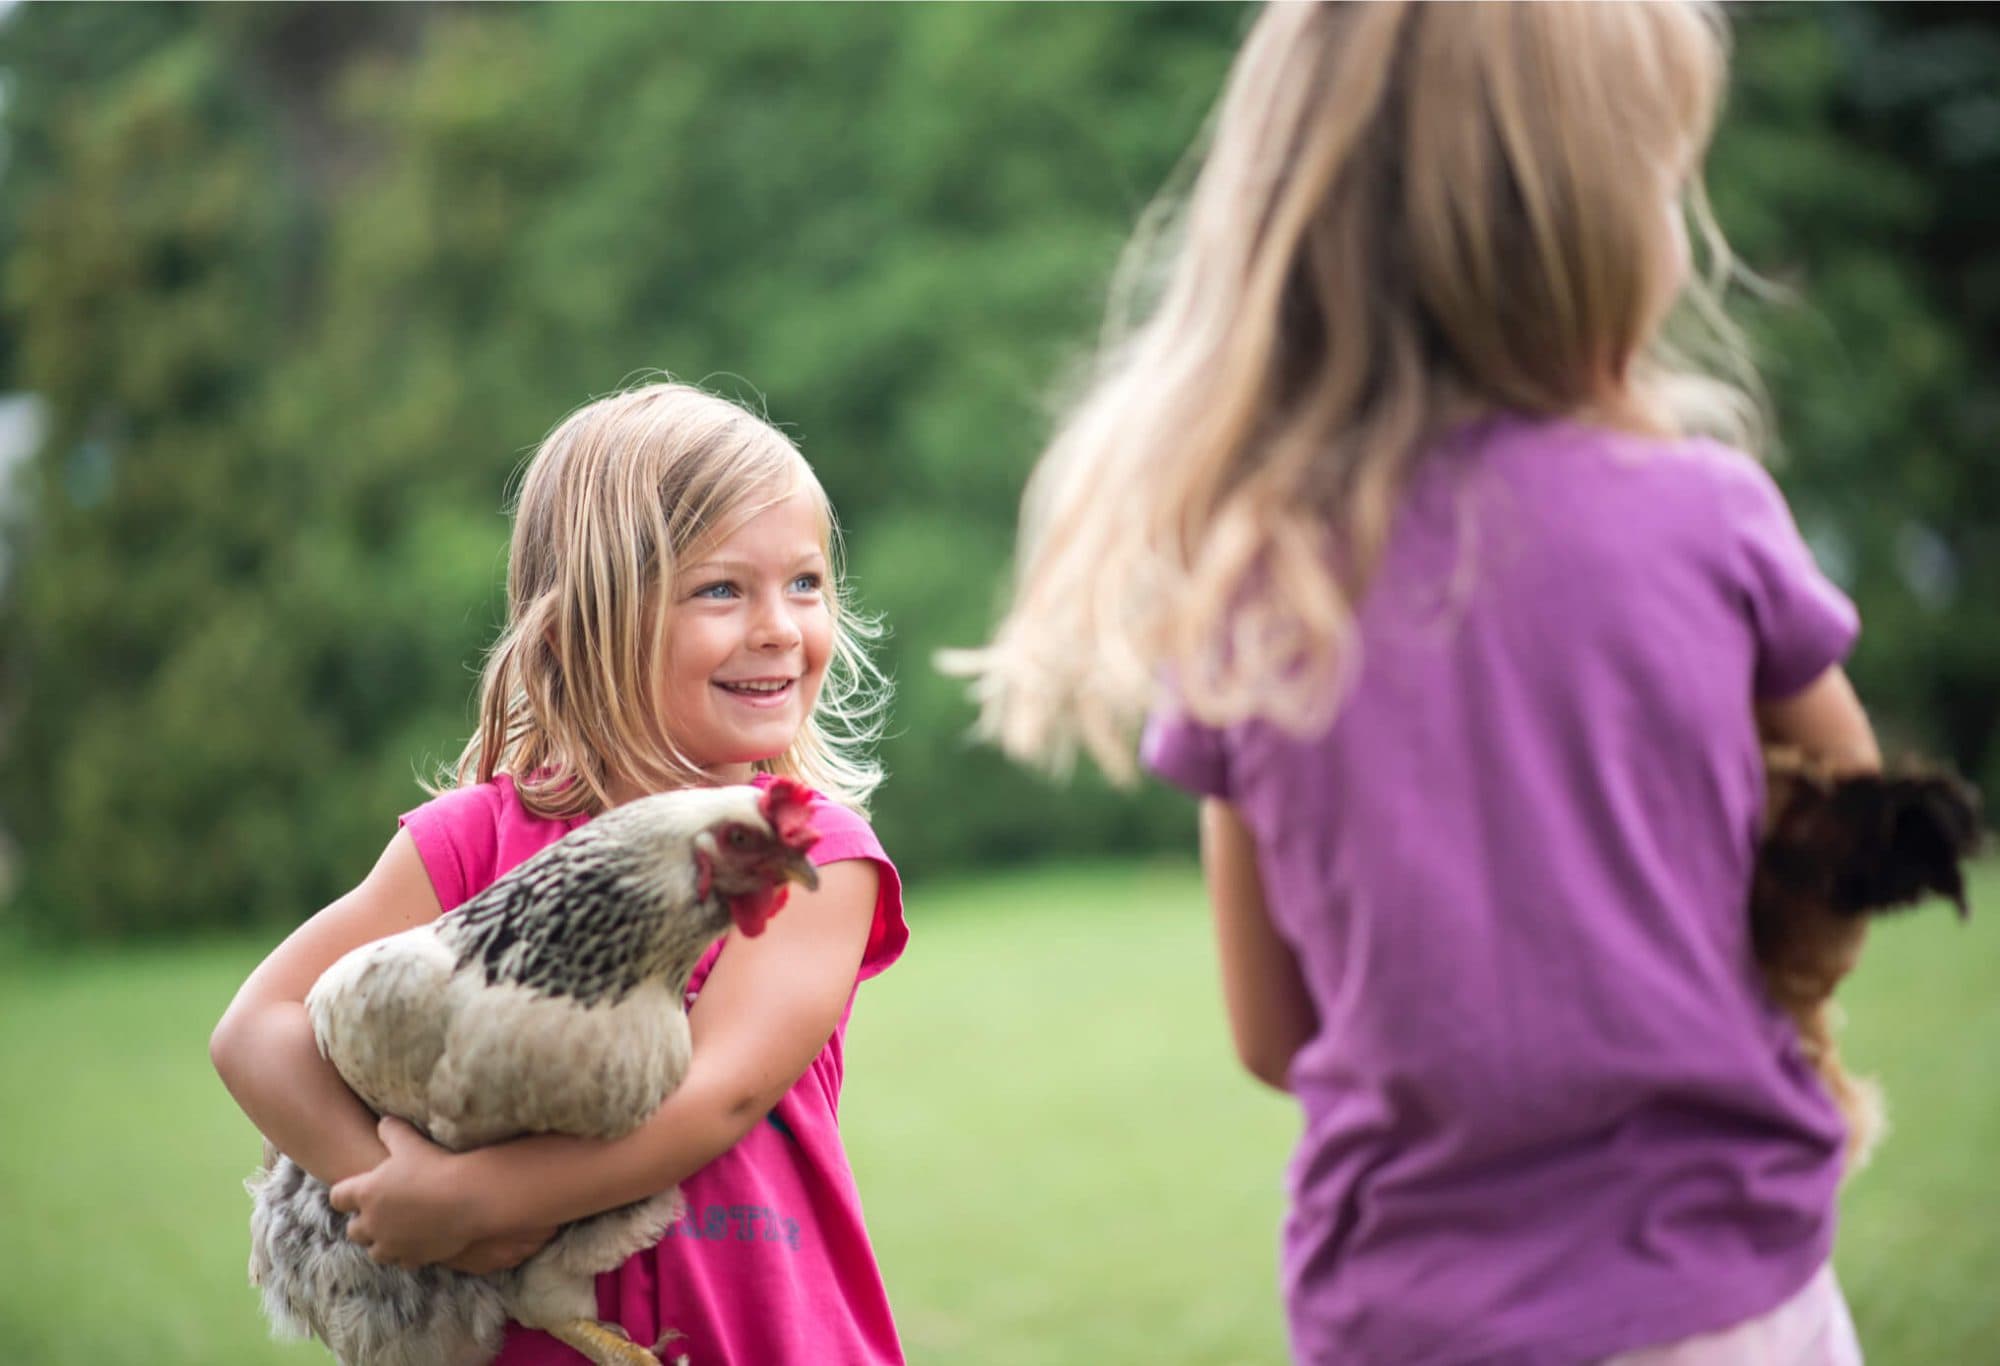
[657,484,833,783]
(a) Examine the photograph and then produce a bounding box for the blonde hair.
[453,380,887,815]
[950,0,1749,777]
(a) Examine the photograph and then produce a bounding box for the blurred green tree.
[0,4,1990,940]
[1718,5,2000,793]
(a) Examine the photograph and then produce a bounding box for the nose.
[748,589,803,652]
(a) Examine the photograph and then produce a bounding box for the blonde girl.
[214,381,909,1364]
[959,4,1876,1363]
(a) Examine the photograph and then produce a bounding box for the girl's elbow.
[718,1083,786,1137]
[209,1010,247,1082]
[208,999,275,1090]
[1235,1039,1299,1093]
[683,1071,787,1149]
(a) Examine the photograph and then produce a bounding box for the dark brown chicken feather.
[1752,749,1983,1168]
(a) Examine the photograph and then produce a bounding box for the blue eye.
[692,581,736,600]
[790,573,823,594]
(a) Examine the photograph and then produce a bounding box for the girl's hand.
[446,1225,560,1276]
[328,1116,489,1268]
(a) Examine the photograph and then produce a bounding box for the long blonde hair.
[951,0,1749,778]
[454,380,887,815]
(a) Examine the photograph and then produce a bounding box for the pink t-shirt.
[399,773,908,1366]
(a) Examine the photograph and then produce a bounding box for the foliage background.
[1,6,1995,1365]
[0,3,1994,940]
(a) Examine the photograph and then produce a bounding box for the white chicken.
[246,778,820,1366]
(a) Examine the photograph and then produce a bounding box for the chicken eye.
[727,827,750,848]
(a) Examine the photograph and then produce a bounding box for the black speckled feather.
[437,815,719,1009]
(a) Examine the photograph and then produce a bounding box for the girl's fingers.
[328,1176,359,1213]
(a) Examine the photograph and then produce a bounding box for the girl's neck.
[1443,388,1670,450]
[1575,381,1674,438]
[605,761,757,808]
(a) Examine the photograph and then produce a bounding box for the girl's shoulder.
[1496,414,1776,504]
[1469,416,1857,698]
[751,773,889,865]
[803,796,890,868]
[1471,416,1812,560]
[399,776,581,913]
[1475,410,1757,485]
[753,775,907,982]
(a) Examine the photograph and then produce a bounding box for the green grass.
[1,861,1994,1365]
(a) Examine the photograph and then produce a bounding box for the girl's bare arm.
[1201,798,1316,1092]
[1757,665,1880,773]
[328,858,880,1265]
[209,831,443,1187]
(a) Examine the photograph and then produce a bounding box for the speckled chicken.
[1752,750,1982,1169]
[247,779,820,1366]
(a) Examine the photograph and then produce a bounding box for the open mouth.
[715,678,796,706]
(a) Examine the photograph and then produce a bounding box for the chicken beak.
[781,848,820,893]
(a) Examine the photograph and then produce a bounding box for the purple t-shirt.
[400,773,908,1366]
[1144,416,1859,1365]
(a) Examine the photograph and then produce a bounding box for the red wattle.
[728,882,790,937]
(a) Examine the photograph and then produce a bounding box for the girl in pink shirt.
[955,4,1875,1363]
[214,381,907,1364]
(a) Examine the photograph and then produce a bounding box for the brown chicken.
[246,778,820,1366]
[1752,750,1982,1169]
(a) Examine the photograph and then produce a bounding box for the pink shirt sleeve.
[397,782,506,914]
[802,797,908,982]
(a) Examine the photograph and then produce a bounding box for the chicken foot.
[546,1318,687,1366]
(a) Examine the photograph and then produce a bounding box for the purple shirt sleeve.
[1721,455,1860,699]
[1141,704,1232,800]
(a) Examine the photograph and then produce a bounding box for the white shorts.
[1599,1265,1862,1366]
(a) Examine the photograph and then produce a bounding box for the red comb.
[760,777,820,853]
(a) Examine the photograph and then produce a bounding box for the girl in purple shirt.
[956,3,1876,1363]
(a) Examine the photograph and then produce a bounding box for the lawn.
[0,859,1993,1365]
